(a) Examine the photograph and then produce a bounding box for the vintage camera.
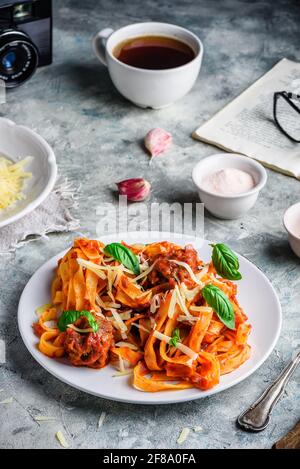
[0,0,52,88]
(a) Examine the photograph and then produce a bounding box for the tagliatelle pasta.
[32,238,251,392]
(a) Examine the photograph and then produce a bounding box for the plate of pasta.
[18,232,282,404]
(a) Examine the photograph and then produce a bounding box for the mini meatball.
[148,244,202,288]
[64,318,113,369]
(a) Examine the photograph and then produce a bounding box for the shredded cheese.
[167,288,177,318]
[131,322,151,334]
[55,430,69,448]
[107,269,116,302]
[103,256,114,262]
[96,295,122,311]
[180,283,201,302]
[110,308,127,334]
[177,315,200,323]
[169,260,203,286]
[107,311,132,322]
[196,264,209,280]
[133,260,157,282]
[114,266,124,287]
[150,294,161,314]
[190,306,213,313]
[118,355,125,372]
[0,156,32,210]
[113,370,133,377]
[0,397,13,404]
[95,311,105,319]
[153,330,198,361]
[115,341,138,351]
[34,415,57,422]
[177,427,190,444]
[77,258,106,279]
[97,412,106,429]
[77,258,131,276]
[193,426,203,432]
[175,284,193,318]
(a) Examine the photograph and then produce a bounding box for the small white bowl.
[283,202,300,257]
[192,153,267,219]
[0,118,57,228]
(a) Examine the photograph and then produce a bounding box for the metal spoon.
[237,350,300,432]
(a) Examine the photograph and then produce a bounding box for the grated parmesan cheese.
[167,288,177,319]
[177,427,190,444]
[77,258,131,276]
[169,260,203,286]
[193,426,203,432]
[55,430,69,448]
[107,269,116,302]
[97,411,106,429]
[96,295,121,311]
[106,311,132,322]
[133,260,157,282]
[175,285,193,318]
[77,258,106,279]
[118,355,125,373]
[190,306,213,313]
[113,370,133,377]
[177,315,200,323]
[34,415,57,422]
[131,322,150,334]
[115,341,138,351]
[180,283,201,302]
[110,309,127,334]
[153,330,198,361]
[0,156,32,210]
[150,294,161,314]
[196,264,209,280]
[0,397,13,404]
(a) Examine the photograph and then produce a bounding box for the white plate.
[18,232,282,404]
[0,118,57,228]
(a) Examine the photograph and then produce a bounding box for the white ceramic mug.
[92,22,203,109]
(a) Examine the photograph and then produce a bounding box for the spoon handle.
[237,351,300,432]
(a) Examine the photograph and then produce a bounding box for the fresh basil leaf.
[211,243,242,281]
[58,310,99,333]
[202,284,235,330]
[169,328,181,347]
[104,242,140,275]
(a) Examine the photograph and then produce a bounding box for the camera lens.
[2,51,17,70]
[0,31,38,88]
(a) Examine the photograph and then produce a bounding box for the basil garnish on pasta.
[104,242,140,275]
[58,310,99,333]
[211,243,242,281]
[169,328,181,347]
[202,284,235,330]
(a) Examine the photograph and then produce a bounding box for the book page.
[193,58,300,179]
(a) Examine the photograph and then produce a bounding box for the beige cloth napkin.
[193,58,300,179]
[0,178,80,253]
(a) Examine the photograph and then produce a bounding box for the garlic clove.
[116,178,151,202]
[144,128,172,157]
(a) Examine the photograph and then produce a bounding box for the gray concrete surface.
[0,0,300,449]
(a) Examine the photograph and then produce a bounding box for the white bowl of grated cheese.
[0,118,57,229]
[192,153,267,219]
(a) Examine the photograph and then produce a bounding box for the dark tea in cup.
[113,35,195,70]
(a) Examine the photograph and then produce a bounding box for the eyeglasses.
[273,91,300,143]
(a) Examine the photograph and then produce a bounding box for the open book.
[193,58,300,179]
